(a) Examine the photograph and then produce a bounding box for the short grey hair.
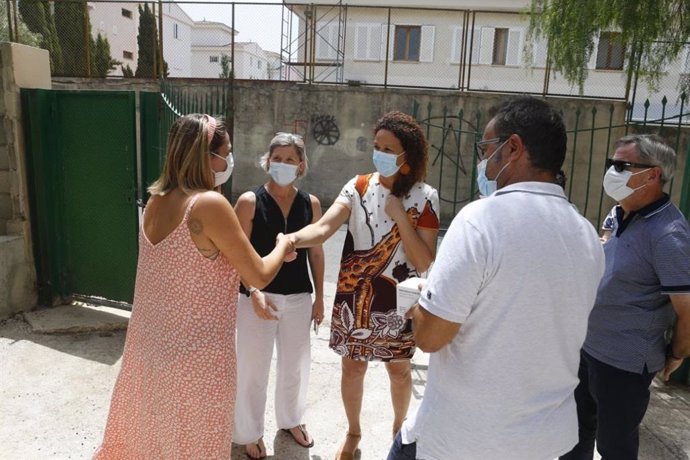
[614,134,676,184]
[259,132,308,178]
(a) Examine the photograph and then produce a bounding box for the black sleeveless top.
[239,185,314,295]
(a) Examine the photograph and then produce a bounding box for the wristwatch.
[246,286,258,298]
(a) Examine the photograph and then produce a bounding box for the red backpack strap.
[354,174,372,198]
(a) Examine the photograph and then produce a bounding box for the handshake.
[276,233,298,262]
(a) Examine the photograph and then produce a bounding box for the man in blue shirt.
[561,134,690,460]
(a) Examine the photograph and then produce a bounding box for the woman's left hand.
[311,297,325,325]
[384,195,406,222]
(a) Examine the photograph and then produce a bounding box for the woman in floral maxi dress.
[93,114,294,459]
[288,111,440,460]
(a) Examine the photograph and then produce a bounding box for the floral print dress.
[329,173,440,361]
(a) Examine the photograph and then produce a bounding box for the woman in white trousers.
[233,133,324,459]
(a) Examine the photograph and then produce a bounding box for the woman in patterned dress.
[93,114,294,459]
[288,111,440,460]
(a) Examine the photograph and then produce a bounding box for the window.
[596,32,625,70]
[477,27,523,66]
[394,25,421,61]
[173,23,179,39]
[258,60,262,69]
[121,8,132,19]
[209,56,219,63]
[492,28,509,65]
[123,50,133,60]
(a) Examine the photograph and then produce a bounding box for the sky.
[177,0,287,53]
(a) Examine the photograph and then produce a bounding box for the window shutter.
[450,27,463,64]
[533,38,548,67]
[588,35,599,69]
[316,23,337,60]
[354,24,368,60]
[381,24,395,61]
[420,26,435,63]
[479,27,494,65]
[506,28,523,66]
[470,27,481,64]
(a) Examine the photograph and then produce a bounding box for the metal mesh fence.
[4,0,689,106]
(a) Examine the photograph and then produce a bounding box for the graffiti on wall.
[311,114,340,145]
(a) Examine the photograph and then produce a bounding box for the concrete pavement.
[2,226,690,459]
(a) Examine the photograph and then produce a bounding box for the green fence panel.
[22,89,138,305]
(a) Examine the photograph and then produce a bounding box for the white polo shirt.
[401,182,605,460]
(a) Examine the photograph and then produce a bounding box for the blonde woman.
[93,114,294,459]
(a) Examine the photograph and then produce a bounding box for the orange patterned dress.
[94,194,240,459]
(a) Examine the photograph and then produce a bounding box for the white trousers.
[233,292,313,444]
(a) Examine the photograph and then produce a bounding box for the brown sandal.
[281,424,314,448]
[245,437,266,459]
[335,432,361,460]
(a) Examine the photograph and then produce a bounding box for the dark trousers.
[560,350,655,460]
[387,431,417,460]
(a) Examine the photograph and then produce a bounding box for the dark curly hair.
[374,111,428,197]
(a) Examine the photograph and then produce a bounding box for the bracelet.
[246,286,258,298]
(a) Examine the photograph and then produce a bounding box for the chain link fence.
[3,1,689,110]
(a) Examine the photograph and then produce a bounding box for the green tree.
[91,33,120,77]
[135,3,165,78]
[16,0,63,72]
[54,0,91,76]
[219,54,234,79]
[528,0,690,93]
[121,64,134,78]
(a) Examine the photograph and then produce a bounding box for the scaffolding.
[281,2,346,83]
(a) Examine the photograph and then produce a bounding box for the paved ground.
[2,226,690,459]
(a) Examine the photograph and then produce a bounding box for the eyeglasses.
[474,137,504,161]
[605,158,656,173]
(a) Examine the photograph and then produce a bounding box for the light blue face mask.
[269,161,299,186]
[476,139,510,197]
[373,149,404,177]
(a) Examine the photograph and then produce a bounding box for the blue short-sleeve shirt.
[584,194,690,373]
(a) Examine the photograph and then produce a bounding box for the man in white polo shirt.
[387,96,605,460]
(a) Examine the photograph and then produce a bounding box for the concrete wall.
[0,42,49,317]
[47,77,689,228]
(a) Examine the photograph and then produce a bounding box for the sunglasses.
[605,158,656,173]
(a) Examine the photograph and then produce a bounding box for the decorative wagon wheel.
[312,117,340,145]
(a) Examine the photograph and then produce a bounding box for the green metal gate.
[22,89,138,305]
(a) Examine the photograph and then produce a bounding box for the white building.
[87,2,139,76]
[285,0,690,110]
[87,1,277,80]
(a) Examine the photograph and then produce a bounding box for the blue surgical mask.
[373,149,404,177]
[269,162,299,186]
[476,139,510,197]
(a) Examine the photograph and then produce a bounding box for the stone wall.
[0,42,50,318]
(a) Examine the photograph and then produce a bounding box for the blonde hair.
[148,114,220,195]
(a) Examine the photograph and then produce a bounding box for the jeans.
[560,350,655,460]
[387,431,417,460]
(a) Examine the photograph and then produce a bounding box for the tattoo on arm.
[188,218,203,234]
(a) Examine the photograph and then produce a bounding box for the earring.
[399,164,411,175]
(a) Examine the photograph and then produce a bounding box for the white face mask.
[475,139,510,197]
[602,166,649,202]
[211,152,234,187]
[269,162,299,186]
[373,149,404,177]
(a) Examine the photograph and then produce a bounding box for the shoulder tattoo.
[188,218,203,234]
